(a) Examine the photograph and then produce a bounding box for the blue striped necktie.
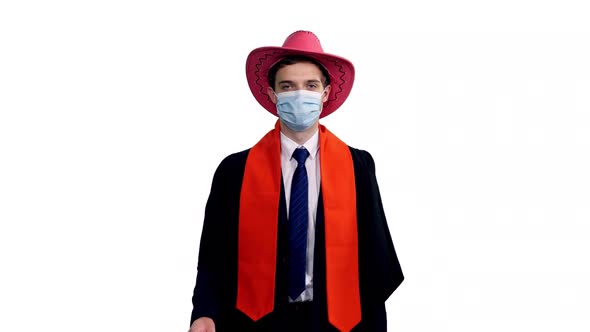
[288,147,310,300]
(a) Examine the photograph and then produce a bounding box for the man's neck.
[279,121,319,145]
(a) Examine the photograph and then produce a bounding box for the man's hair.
[267,55,331,90]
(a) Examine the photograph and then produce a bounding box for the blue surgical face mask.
[274,89,324,132]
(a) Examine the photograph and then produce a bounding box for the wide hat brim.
[245,31,355,119]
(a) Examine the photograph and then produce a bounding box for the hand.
[188,317,215,332]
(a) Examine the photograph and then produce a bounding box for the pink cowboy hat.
[245,30,355,118]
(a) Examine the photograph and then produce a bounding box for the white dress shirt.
[280,130,320,302]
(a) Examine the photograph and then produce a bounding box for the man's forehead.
[276,63,324,79]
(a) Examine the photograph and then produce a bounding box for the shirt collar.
[280,129,320,161]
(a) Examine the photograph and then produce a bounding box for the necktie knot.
[292,148,310,166]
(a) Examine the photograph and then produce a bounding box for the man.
[189,30,404,332]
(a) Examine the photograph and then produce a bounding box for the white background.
[1,1,589,331]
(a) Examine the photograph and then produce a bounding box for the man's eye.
[280,84,292,90]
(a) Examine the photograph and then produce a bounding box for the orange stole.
[237,121,361,332]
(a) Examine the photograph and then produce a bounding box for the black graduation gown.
[190,147,404,331]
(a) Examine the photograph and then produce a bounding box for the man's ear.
[322,85,331,103]
[267,87,277,104]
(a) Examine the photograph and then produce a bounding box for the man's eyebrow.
[277,79,321,84]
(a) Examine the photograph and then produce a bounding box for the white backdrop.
[1,1,589,331]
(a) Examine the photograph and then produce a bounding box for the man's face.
[267,62,331,106]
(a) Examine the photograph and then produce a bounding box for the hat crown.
[282,30,324,53]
